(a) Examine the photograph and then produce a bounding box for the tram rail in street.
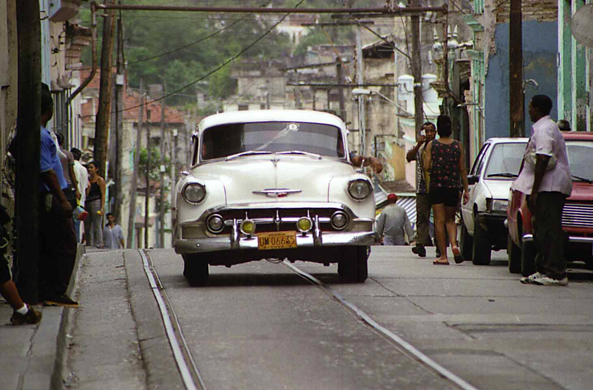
[284,260,479,390]
[140,247,477,390]
[140,249,208,390]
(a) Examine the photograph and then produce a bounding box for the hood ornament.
[253,188,302,198]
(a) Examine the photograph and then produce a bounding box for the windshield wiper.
[572,174,593,183]
[486,172,518,178]
[276,150,322,160]
[225,150,272,161]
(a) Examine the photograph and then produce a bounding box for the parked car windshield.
[567,140,593,181]
[484,142,526,179]
[201,122,345,160]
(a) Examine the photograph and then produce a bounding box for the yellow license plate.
[257,231,297,250]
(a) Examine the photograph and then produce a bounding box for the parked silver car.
[460,137,528,265]
[172,110,376,285]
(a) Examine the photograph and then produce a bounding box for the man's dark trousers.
[533,191,567,279]
[38,192,77,299]
[415,193,432,246]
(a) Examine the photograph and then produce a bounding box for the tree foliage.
[78,0,386,107]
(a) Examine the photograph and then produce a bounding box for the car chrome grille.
[562,203,593,229]
[212,207,347,234]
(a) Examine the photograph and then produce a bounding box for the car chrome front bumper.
[174,231,376,254]
[523,234,593,244]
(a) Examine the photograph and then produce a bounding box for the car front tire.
[182,254,209,286]
[507,233,522,273]
[338,246,369,283]
[472,215,492,265]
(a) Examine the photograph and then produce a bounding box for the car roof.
[484,137,529,144]
[198,109,347,131]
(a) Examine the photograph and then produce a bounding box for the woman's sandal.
[433,259,450,265]
[452,246,464,264]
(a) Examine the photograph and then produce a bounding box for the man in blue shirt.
[37,83,78,307]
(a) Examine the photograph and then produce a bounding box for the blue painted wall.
[485,21,558,139]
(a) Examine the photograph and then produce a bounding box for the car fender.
[328,173,375,219]
[175,174,227,225]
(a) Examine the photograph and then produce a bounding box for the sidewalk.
[1,245,85,390]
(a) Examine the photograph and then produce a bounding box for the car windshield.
[201,121,345,160]
[566,140,593,182]
[484,142,526,179]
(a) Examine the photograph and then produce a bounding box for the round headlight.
[206,214,224,233]
[297,217,313,233]
[240,219,256,235]
[331,211,349,230]
[183,183,206,204]
[348,179,372,200]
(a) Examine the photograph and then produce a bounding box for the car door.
[461,142,491,235]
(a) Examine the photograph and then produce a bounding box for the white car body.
[172,110,376,285]
[460,137,528,265]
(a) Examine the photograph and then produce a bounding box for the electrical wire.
[126,1,273,65]
[126,16,249,65]
[118,0,306,113]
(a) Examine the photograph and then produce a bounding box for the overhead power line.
[126,14,250,65]
[118,0,306,113]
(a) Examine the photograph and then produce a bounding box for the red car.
[507,131,593,275]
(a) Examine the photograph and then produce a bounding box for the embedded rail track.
[139,249,478,390]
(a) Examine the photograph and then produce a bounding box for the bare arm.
[423,141,433,171]
[459,143,470,204]
[528,154,551,210]
[41,170,73,218]
[406,135,426,162]
[68,163,80,199]
[351,155,384,174]
[98,177,106,213]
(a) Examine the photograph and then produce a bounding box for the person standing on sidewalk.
[406,121,437,257]
[515,95,572,286]
[71,148,89,243]
[424,115,470,265]
[103,213,125,249]
[0,205,42,325]
[84,161,105,248]
[38,84,78,306]
[376,193,414,246]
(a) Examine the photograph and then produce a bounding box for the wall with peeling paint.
[484,20,558,139]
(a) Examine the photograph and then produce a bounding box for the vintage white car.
[172,110,376,285]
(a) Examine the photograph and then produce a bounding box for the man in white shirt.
[513,95,572,286]
[71,148,89,243]
[376,194,414,246]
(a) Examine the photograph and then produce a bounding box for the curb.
[49,243,85,390]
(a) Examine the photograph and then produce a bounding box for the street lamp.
[351,88,410,114]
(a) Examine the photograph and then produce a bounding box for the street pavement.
[2,244,593,390]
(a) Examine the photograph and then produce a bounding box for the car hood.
[568,182,593,202]
[483,179,514,199]
[193,155,354,204]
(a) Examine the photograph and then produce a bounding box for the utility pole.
[15,1,41,303]
[159,87,166,248]
[94,0,117,175]
[355,26,366,155]
[114,11,124,221]
[145,109,151,249]
[336,60,346,121]
[509,0,524,137]
[126,81,143,248]
[410,0,424,137]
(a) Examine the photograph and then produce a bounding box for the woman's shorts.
[429,187,460,207]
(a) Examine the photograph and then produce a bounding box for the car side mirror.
[468,175,479,185]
